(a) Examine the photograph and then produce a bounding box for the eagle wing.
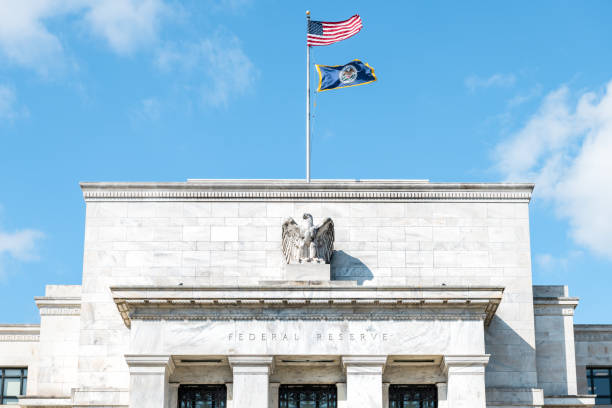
[281,218,301,264]
[314,217,334,263]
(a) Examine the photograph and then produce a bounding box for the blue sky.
[1,1,611,323]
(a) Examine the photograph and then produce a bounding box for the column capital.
[228,355,274,374]
[440,355,489,375]
[125,354,175,374]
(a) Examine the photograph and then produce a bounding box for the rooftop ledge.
[80,179,534,202]
[111,284,504,329]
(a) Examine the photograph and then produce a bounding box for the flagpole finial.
[306,10,310,16]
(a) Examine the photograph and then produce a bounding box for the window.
[389,385,437,408]
[587,367,612,404]
[0,368,27,405]
[279,385,337,408]
[178,385,226,408]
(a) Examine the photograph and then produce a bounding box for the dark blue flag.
[315,59,376,92]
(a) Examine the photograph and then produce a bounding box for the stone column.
[441,355,489,408]
[382,383,390,408]
[533,286,579,395]
[269,383,280,408]
[228,356,274,408]
[336,383,347,408]
[342,356,387,408]
[435,382,448,408]
[225,383,234,408]
[168,382,180,408]
[125,355,175,408]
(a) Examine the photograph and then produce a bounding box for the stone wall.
[77,181,537,400]
[533,285,578,396]
[35,285,81,397]
[0,325,39,395]
[575,324,612,395]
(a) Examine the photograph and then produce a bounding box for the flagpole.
[306,10,311,183]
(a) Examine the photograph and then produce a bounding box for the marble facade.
[0,180,607,408]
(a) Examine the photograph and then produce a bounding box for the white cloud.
[0,84,28,121]
[0,0,168,73]
[0,228,44,261]
[495,80,612,259]
[0,85,17,120]
[507,84,543,108]
[129,97,161,123]
[84,0,167,54]
[157,31,257,107]
[535,251,583,273]
[465,73,516,92]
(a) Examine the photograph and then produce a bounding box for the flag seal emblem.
[339,65,358,84]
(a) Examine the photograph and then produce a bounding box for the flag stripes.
[307,15,363,46]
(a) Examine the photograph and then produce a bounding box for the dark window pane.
[596,396,612,404]
[178,385,226,408]
[389,385,437,408]
[593,377,611,397]
[3,369,23,377]
[278,385,337,408]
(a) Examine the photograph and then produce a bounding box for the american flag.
[307,14,363,46]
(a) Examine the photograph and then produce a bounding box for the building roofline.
[574,324,612,331]
[80,180,534,203]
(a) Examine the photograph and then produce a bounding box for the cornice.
[574,324,612,341]
[125,354,175,372]
[0,324,40,342]
[81,180,534,203]
[440,354,490,375]
[533,297,579,316]
[35,296,81,316]
[111,285,503,328]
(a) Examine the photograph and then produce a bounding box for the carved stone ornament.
[282,213,334,264]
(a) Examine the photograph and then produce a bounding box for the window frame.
[0,367,28,405]
[278,384,337,408]
[388,384,438,408]
[178,384,226,408]
[587,367,612,405]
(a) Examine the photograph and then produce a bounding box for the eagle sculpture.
[281,213,334,264]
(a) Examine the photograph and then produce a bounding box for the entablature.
[111,284,504,328]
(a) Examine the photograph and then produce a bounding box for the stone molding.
[228,356,274,374]
[574,324,612,341]
[485,387,544,407]
[81,180,533,203]
[17,396,72,408]
[125,354,175,375]
[35,296,81,316]
[533,297,579,316]
[0,324,40,342]
[543,395,596,407]
[111,285,504,328]
[440,355,490,375]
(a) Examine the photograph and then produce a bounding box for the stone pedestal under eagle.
[282,214,334,264]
